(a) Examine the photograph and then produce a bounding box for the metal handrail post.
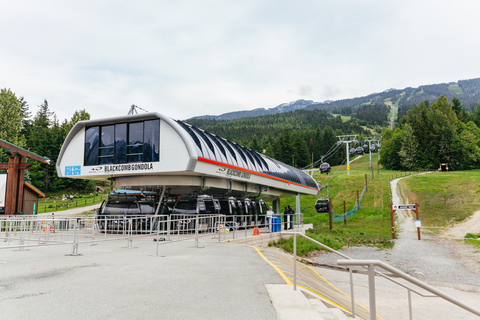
[127,218,133,248]
[156,220,160,257]
[338,259,480,317]
[368,263,376,320]
[232,215,236,239]
[244,216,247,238]
[293,233,297,290]
[218,216,221,243]
[194,216,199,247]
[167,215,171,241]
[8,220,12,245]
[70,219,79,255]
[19,220,25,251]
[408,288,413,320]
[349,268,355,318]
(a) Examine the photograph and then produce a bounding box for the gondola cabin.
[355,147,364,155]
[319,163,331,174]
[315,197,330,213]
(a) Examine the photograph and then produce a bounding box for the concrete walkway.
[4,204,479,319]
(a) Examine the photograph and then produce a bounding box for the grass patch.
[400,171,480,227]
[448,84,464,95]
[275,154,395,256]
[331,113,351,122]
[37,193,107,213]
[465,233,480,248]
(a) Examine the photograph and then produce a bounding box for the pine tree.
[398,124,418,170]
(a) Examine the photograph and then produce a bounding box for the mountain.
[192,99,321,120]
[190,78,480,120]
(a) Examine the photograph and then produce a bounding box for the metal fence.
[0,213,304,255]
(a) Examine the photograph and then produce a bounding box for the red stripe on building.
[197,157,319,192]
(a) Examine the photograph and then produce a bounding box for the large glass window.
[100,125,114,164]
[84,119,160,166]
[85,127,99,166]
[128,122,144,163]
[144,120,159,162]
[115,123,127,164]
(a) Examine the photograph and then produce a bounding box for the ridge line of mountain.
[190,77,480,121]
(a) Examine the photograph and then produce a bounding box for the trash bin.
[272,215,281,233]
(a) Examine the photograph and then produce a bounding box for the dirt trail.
[390,174,418,235]
[443,210,480,239]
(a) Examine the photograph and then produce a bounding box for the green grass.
[273,154,454,256]
[37,193,107,214]
[278,161,480,256]
[448,84,464,95]
[277,154,395,255]
[465,233,480,248]
[400,171,480,227]
[331,113,351,122]
[393,94,403,108]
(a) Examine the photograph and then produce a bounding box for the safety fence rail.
[0,213,304,255]
[284,232,480,320]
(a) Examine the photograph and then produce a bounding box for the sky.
[1,0,480,122]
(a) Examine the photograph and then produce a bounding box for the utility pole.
[336,135,358,175]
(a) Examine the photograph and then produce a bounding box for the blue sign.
[65,166,81,176]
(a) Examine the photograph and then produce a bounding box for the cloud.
[1,0,480,121]
[321,86,341,99]
[298,85,312,96]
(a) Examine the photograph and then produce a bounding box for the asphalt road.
[0,237,282,320]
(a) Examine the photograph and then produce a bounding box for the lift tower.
[364,137,378,169]
[0,139,54,215]
[336,135,358,175]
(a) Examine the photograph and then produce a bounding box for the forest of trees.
[7,84,480,195]
[0,89,371,194]
[350,104,389,126]
[380,95,480,170]
[0,88,94,194]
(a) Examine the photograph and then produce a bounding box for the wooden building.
[22,181,45,215]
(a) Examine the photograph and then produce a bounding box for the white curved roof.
[56,112,319,196]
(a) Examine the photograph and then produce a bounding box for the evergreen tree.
[293,134,310,168]
[0,89,25,162]
[398,124,418,170]
[249,134,261,153]
[379,128,403,170]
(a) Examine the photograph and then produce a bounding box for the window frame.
[84,119,160,166]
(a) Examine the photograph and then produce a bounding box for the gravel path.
[313,173,480,292]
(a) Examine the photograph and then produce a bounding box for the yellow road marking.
[251,245,383,320]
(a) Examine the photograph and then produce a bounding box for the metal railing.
[337,259,480,320]
[0,214,226,254]
[0,213,304,255]
[285,232,480,320]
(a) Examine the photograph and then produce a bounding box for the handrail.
[284,232,434,297]
[284,232,479,319]
[337,259,480,319]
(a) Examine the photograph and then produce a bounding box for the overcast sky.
[1,0,480,122]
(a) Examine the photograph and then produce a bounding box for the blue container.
[272,216,281,233]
